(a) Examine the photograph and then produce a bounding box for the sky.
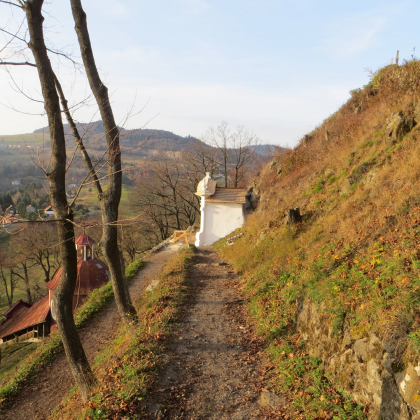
[0,0,419,147]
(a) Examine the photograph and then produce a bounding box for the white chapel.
[195,173,247,246]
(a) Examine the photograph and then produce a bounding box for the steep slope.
[218,61,420,420]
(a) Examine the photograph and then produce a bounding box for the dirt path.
[1,243,185,420]
[144,247,280,419]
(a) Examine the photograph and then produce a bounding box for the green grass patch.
[269,338,365,419]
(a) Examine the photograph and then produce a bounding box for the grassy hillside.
[217,60,420,419]
[76,184,134,215]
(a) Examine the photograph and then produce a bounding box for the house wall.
[196,199,244,246]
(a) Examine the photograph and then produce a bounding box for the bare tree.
[205,121,231,187]
[12,222,59,283]
[0,250,19,307]
[20,0,97,400]
[183,140,219,182]
[119,223,155,264]
[203,122,260,187]
[133,159,200,240]
[230,125,259,187]
[70,0,138,329]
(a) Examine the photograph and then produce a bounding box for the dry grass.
[214,60,420,417]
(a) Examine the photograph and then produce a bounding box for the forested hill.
[32,121,280,154]
[33,122,199,152]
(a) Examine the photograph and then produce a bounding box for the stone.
[385,112,415,143]
[341,328,353,349]
[285,208,302,227]
[414,101,420,125]
[381,370,411,420]
[396,364,420,410]
[362,167,380,187]
[146,280,160,292]
[245,187,259,212]
[354,338,368,362]
[302,134,313,146]
[324,168,334,177]
[259,391,286,409]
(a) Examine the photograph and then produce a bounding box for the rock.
[324,168,334,177]
[276,165,282,175]
[395,364,420,410]
[259,391,285,409]
[362,167,380,186]
[325,130,331,142]
[340,178,352,194]
[413,102,420,125]
[302,134,313,146]
[245,187,259,212]
[341,328,353,349]
[145,280,160,292]
[381,370,411,420]
[385,112,416,143]
[285,208,302,227]
[354,339,368,362]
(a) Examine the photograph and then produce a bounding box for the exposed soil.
[143,247,282,420]
[1,243,185,420]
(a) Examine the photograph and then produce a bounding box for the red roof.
[0,296,50,339]
[75,234,96,245]
[46,258,109,295]
[44,205,53,211]
[2,299,32,322]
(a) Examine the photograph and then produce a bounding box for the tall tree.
[206,122,231,187]
[22,0,97,400]
[70,0,138,328]
[204,122,260,187]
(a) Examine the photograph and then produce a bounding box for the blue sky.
[0,0,419,146]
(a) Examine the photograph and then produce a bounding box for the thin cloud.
[178,0,209,15]
[315,16,387,58]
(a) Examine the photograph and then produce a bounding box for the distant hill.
[32,121,286,155]
[0,122,283,192]
[33,122,201,153]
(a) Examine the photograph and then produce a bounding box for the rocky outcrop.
[385,112,416,145]
[296,299,419,419]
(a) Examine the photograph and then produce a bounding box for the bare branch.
[0,0,23,8]
[0,60,36,66]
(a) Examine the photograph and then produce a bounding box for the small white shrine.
[195,173,247,246]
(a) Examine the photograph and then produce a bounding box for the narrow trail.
[1,244,184,420]
[144,247,280,420]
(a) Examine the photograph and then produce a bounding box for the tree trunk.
[24,0,97,401]
[22,264,33,304]
[70,0,138,328]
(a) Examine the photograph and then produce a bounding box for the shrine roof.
[46,258,109,294]
[75,234,96,245]
[206,187,247,204]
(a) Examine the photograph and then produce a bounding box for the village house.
[44,205,54,216]
[0,234,110,343]
[194,173,247,246]
[1,213,19,228]
[26,204,36,213]
[5,205,14,214]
